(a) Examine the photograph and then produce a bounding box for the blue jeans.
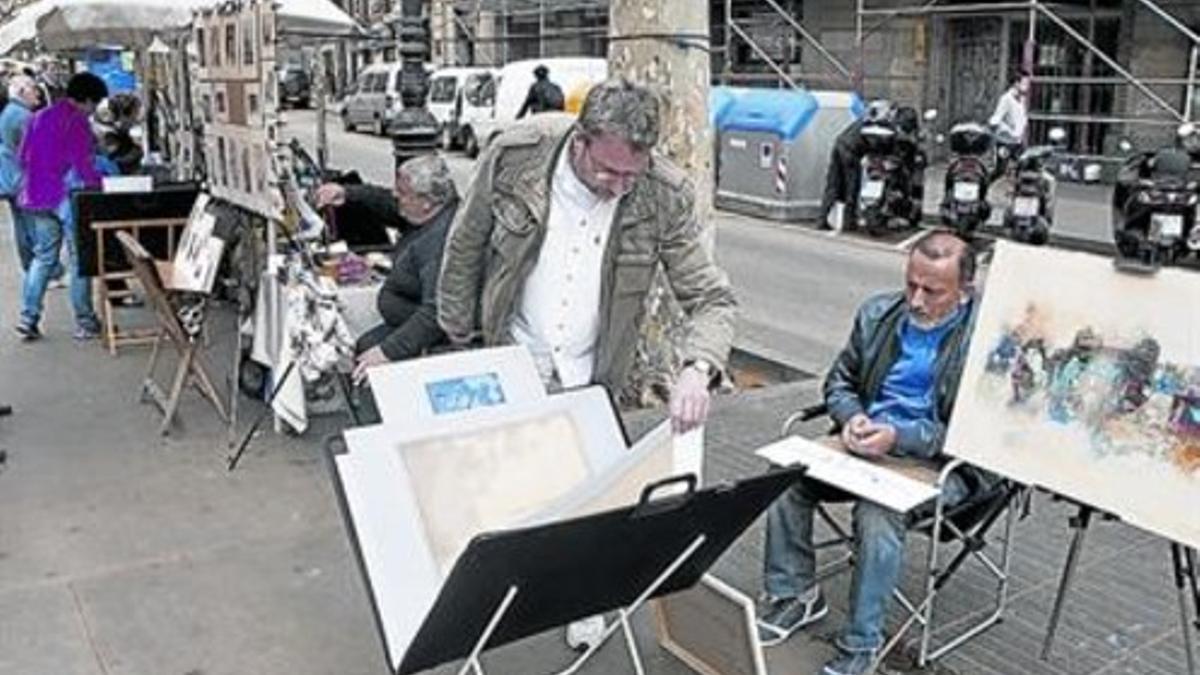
[19,210,97,330]
[7,201,62,276]
[763,469,968,653]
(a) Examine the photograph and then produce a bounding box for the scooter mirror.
[1178,122,1197,138]
[1048,127,1067,144]
[935,133,946,145]
[1118,139,1133,153]
[923,108,939,122]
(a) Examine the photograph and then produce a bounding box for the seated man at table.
[757,230,983,675]
[350,154,458,384]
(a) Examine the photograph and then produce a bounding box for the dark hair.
[66,73,108,105]
[910,229,976,286]
[534,65,549,79]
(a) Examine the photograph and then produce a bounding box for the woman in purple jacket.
[14,73,107,341]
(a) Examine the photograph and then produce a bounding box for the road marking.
[895,227,931,251]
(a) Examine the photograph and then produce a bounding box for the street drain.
[728,348,815,389]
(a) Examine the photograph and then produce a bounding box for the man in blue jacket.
[757,230,984,675]
[0,75,43,272]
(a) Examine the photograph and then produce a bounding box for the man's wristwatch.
[684,358,719,388]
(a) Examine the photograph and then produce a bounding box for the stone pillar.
[608,0,716,405]
[608,0,714,237]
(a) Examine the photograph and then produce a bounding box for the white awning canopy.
[0,0,361,56]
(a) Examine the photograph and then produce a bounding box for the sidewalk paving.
[0,225,1194,675]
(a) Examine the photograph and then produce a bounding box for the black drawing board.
[397,467,804,675]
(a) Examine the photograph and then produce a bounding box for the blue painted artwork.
[426,373,507,415]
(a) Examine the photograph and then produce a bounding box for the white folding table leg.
[455,586,519,675]
[555,535,707,675]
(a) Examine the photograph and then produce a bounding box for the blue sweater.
[0,100,33,196]
[867,307,965,439]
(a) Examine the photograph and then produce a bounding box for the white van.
[457,57,608,158]
[427,66,496,151]
[341,62,434,136]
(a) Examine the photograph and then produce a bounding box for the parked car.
[427,66,495,151]
[341,62,434,136]
[278,66,312,109]
[457,57,607,158]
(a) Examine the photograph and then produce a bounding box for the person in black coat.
[351,154,459,383]
[516,65,565,118]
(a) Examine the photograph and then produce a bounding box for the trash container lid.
[710,86,747,126]
[719,89,819,142]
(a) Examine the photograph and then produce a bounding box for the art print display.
[946,242,1200,549]
[426,374,507,415]
[403,413,588,574]
[193,0,280,219]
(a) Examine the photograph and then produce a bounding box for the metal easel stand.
[1040,503,1103,660]
[1041,503,1198,675]
[1171,543,1199,675]
[454,535,709,675]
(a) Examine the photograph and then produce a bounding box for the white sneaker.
[565,614,607,652]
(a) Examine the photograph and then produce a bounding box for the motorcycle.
[939,122,995,236]
[1001,126,1067,245]
[1111,123,1200,272]
[856,108,936,236]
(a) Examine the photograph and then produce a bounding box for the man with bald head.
[757,230,985,675]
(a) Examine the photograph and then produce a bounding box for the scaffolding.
[443,0,1200,154]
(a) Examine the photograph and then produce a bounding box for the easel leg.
[227,315,243,450]
[1041,506,1094,660]
[618,609,646,675]
[227,360,296,471]
[1175,544,1198,675]
[159,345,196,436]
[556,535,707,675]
[454,586,519,675]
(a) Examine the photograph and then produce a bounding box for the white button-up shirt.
[989,88,1028,143]
[509,146,619,388]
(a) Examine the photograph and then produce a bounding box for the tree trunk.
[608,0,715,407]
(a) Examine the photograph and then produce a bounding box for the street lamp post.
[389,0,439,170]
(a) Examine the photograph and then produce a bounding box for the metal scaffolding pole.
[727,20,800,90]
[1034,2,1185,123]
[756,0,852,79]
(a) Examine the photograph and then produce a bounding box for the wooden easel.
[115,231,227,435]
[93,217,186,355]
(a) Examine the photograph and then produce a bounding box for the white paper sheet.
[757,436,939,513]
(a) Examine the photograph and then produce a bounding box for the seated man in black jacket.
[350,154,459,383]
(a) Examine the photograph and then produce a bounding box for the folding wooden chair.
[778,403,1022,670]
[115,231,228,435]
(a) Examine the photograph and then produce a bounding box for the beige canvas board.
[946,241,1200,549]
[653,575,766,675]
[402,412,589,575]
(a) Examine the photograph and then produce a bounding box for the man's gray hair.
[576,77,660,150]
[911,229,976,285]
[398,154,458,208]
[7,74,35,101]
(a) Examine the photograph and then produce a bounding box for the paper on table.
[673,426,705,484]
[756,436,939,514]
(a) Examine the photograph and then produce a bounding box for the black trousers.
[821,143,862,227]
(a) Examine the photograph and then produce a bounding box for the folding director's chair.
[779,403,1023,670]
[115,231,228,435]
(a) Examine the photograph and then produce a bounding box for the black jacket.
[517,79,565,118]
[334,184,409,249]
[373,200,458,360]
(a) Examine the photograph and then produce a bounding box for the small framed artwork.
[195,26,207,71]
[228,137,241,193]
[214,85,228,123]
[210,18,223,72]
[263,68,277,110]
[245,88,261,128]
[241,13,257,78]
[241,145,252,196]
[224,21,238,79]
[260,2,276,61]
[425,374,508,416]
[216,136,228,188]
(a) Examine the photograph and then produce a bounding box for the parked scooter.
[1001,127,1067,245]
[1110,123,1200,272]
[939,122,995,236]
[857,107,937,236]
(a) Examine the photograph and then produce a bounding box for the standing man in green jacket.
[438,77,738,436]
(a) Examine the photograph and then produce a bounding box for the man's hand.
[669,366,712,434]
[843,415,897,458]
[314,183,347,209]
[352,346,389,385]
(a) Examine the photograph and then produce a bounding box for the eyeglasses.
[578,136,649,195]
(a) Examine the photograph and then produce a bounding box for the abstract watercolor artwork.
[946,242,1200,549]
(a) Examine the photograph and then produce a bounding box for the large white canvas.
[946,242,1200,549]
